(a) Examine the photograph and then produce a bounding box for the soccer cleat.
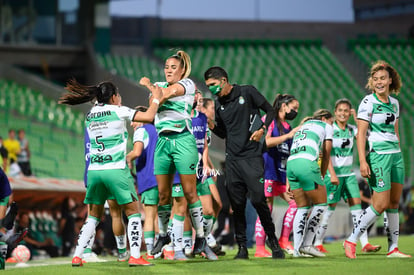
[192,237,207,255]
[6,228,28,250]
[315,244,329,253]
[118,251,130,262]
[344,240,356,259]
[234,245,249,259]
[129,256,154,266]
[173,250,189,261]
[266,237,285,259]
[163,249,174,260]
[362,243,381,253]
[293,250,313,258]
[72,256,83,267]
[254,248,272,258]
[210,243,226,256]
[83,252,107,263]
[386,248,411,258]
[279,240,294,255]
[145,253,154,260]
[151,235,171,255]
[299,246,326,257]
[201,245,218,261]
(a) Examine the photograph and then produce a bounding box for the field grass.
[4,236,414,274]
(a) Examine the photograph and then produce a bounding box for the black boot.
[266,237,285,259]
[2,202,18,230]
[192,236,207,255]
[234,244,249,259]
[151,235,171,255]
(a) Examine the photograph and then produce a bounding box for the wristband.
[152,99,160,105]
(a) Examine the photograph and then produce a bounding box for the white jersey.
[288,119,333,162]
[86,104,136,170]
[331,122,357,177]
[357,93,400,154]
[154,78,195,134]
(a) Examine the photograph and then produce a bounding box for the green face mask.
[208,80,223,95]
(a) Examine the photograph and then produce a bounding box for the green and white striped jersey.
[154,78,195,134]
[86,104,136,170]
[288,119,333,162]
[330,122,357,177]
[357,93,400,154]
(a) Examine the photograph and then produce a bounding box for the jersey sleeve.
[133,127,149,148]
[117,106,137,122]
[325,124,333,140]
[248,86,267,107]
[177,78,195,95]
[357,95,373,122]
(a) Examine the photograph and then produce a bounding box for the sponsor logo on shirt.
[239,96,245,105]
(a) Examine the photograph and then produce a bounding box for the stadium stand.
[0,78,85,180]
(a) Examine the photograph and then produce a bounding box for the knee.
[159,192,171,205]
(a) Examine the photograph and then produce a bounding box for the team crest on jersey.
[174,185,182,193]
[239,96,245,104]
[266,186,272,194]
[220,106,224,111]
[378,178,385,188]
[328,192,334,201]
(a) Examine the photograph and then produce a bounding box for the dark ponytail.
[59,79,118,105]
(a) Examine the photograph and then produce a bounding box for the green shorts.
[197,180,211,196]
[367,151,405,193]
[154,131,198,175]
[325,175,360,204]
[141,186,159,205]
[0,195,9,206]
[205,177,216,186]
[287,158,323,191]
[85,168,138,205]
[172,183,184,198]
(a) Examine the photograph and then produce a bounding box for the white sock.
[203,215,214,238]
[385,210,399,252]
[348,206,379,244]
[73,217,99,258]
[172,215,184,252]
[352,209,368,247]
[115,234,127,251]
[207,233,217,247]
[158,205,171,236]
[127,214,142,258]
[293,207,310,252]
[189,200,204,238]
[303,205,327,247]
[314,208,334,246]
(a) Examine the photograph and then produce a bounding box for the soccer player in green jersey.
[139,50,207,258]
[314,98,380,253]
[287,109,333,257]
[59,79,162,267]
[344,61,411,259]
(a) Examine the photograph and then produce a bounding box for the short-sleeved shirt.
[357,93,400,154]
[86,104,136,170]
[330,122,357,177]
[134,124,158,194]
[154,79,195,134]
[3,139,20,163]
[288,119,333,162]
